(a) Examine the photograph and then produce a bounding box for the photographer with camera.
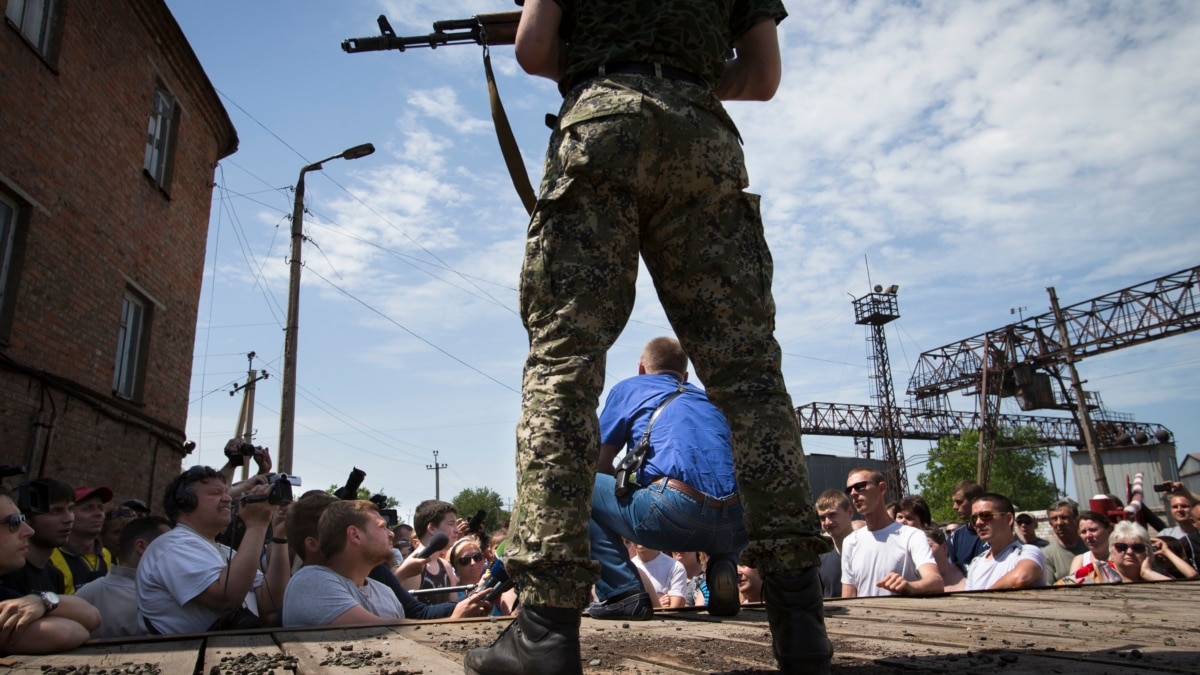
[136,466,291,634]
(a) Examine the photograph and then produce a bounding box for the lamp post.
[278,143,375,475]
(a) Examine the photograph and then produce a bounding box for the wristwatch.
[39,591,59,614]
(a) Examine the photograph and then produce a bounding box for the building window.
[113,291,151,400]
[0,192,25,342]
[143,87,180,190]
[5,0,61,61]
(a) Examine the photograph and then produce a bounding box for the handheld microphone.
[413,532,450,559]
[475,559,513,602]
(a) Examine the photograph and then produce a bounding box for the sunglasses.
[1113,543,1148,554]
[3,513,26,533]
[844,480,877,496]
[969,511,1009,526]
[457,552,484,566]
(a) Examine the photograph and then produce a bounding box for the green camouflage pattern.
[556,0,788,94]
[504,70,826,609]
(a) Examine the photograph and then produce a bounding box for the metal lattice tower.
[853,286,908,494]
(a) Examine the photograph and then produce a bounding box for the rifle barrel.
[342,11,521,53]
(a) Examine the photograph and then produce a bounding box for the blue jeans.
[590,473,749,601]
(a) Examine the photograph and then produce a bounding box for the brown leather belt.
[653,477,740,507]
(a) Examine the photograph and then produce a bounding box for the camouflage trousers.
[506,74,827,609]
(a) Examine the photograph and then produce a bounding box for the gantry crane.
[906,265,1200,492]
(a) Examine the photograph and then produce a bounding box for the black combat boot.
[463,605,583,675]
[762,568,833,675]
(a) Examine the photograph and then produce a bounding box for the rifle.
[342,9,536,215]
[341,13,521,53]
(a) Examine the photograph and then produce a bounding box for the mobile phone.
[1153,483,1171,492]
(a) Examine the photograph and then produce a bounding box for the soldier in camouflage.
[465,1,831,673]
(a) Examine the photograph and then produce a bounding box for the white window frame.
[5,0,59,59]
[113,292,149,400]
[143,87,179,188]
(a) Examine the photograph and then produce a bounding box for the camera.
[267,473,301,505]
[0,464,25,480]
[244,473,301,506]
[334,468,366,501]
[0,465,49,514]
[224,438,268,460]
[369,493,398,528]
[467,509,488,535]
[1153,483,1172,493]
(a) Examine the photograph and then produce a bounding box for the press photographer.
[136,466,291,634]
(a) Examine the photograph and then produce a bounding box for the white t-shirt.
[137,524,264,635]
[632,552,687,599]
[841,521,935,597]
[965,540,1046,591]
[281,564,404,627]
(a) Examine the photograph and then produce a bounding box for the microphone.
[475,559,512,602]
[413,532,449,559]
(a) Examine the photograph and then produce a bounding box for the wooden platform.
[3,580,1197,674]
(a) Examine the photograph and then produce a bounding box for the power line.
[304,266,519,394]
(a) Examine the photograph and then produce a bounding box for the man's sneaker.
[706,557,740,617]
[463,604,583,675]
[762,568,833,675]
[585,590,653,620]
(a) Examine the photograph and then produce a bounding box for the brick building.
[0,0,236,505]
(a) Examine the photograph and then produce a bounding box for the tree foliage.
[324,484,399,509]
[914,427,1062,522]
[452,486,510,534]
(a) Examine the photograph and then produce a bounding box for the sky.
[167,0,1200,524]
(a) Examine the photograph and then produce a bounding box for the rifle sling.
[483,46,537,216]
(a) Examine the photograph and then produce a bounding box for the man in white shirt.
[629,545,687,608]
[282,499,405,626]
[137,466,290,634]
[76,516,170,638]
[964,494,1045,591]
[840,469,942,597]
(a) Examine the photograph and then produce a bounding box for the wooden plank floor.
[3,579,1196,674]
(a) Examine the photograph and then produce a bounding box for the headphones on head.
[167,466,213,516]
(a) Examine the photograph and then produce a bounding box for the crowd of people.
[807,475,1200,599]
[1,367,1195,664]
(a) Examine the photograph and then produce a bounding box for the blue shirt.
[947,523,985,573]
[599,373,738,498]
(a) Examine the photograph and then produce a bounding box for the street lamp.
[278,143,375,474]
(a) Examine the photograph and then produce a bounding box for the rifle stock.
[342,11,521,53]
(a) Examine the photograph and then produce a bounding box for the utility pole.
[1048,286,1110,496]
[426,450,448,500]
[230,352,268,480]
[277,143,375,474]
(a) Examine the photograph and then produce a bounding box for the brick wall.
[0,0,236,501]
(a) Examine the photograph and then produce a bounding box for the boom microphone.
[413,531,449,559]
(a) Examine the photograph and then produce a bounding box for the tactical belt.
[569,61,708,92]
[653,477,740,507]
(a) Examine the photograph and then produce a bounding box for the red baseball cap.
[74,486,114,504]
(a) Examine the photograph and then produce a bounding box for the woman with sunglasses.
[450,538,487,589]
[1109,522,1172,583]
